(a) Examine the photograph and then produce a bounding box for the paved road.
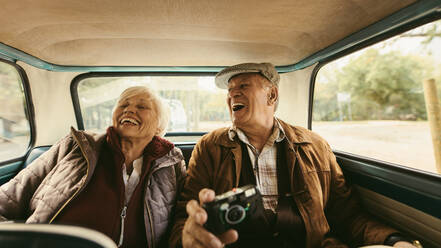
[313,121,438,174]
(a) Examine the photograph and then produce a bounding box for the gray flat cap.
[215,62,280,89]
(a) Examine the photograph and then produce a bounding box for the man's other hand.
[182,188,239,248]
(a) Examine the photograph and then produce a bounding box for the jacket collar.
[105,126,174,164]
[214,118,312,148]
[227,117,286,144]
[279,119,312,145]
[69,126,178,179]
[70,127,106,185]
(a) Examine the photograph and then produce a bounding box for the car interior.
[1,0,441,247]
[0,223,117,248]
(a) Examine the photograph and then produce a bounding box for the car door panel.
[337,154,441,248]
[0,161,23,185]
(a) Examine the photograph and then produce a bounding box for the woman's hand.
[182,188,238,248]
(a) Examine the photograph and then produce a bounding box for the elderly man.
[169,63,419,248]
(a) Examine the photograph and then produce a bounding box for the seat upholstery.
[23,146,51,169]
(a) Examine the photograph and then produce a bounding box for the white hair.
[116,86,169,137]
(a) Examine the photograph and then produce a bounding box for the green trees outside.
[313,21,441,122]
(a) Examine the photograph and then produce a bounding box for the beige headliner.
[0,0,416,66]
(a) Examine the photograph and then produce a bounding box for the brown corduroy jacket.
[169,119,397,248]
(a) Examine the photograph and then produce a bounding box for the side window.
[0,60,31,162]
[312,20,441,174]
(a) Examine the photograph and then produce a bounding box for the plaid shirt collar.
[228,117,286,146]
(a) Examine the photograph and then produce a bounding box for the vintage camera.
[202,185,263,234]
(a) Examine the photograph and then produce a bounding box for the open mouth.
[232,103,245,112]
[120,117,140,126]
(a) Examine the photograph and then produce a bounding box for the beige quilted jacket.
[0,127,186,248]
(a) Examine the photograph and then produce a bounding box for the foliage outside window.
[77,76,231,142]
[312,20,441,174]
[0,61,31,162]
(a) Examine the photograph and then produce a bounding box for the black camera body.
[202,185,263,234]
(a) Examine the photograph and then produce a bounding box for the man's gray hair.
[116,86,169,137]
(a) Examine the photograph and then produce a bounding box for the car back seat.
[23,146,51,169]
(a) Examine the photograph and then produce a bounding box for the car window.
[0,61,31,162]
[312,20,441,174]
[76,75,231,142]
[75,71,305,143]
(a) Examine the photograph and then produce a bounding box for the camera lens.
[225,205,246,225]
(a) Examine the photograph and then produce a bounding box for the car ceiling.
[0,0,417,67]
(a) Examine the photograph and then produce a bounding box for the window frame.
[0,58,35,165]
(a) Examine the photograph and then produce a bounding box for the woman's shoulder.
[169,146,184,159]
[69,127,106,145]
[155,146,185,166]
[42,128,106,162]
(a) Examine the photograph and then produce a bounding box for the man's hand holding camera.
[182,188,238,248]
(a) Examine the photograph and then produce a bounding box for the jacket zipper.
[118,171,157,248]
[144,166,167,248]
[146,199,155,248]
[117,205,128,247]
[49,134,90,223]
[119,157,169,247]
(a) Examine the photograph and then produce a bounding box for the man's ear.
[270,91,276,100]
[267,87,278,105]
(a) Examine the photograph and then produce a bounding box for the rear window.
[74,69,305,143]
[76,75,230,142]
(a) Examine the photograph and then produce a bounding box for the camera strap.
[238,141,274,230]
[276,140,290,197]
[238,140,305,245]
[238,141,257,186]
[237,139,290,193]
[275,140,306,246]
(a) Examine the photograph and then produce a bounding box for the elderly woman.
[0,86,186,248]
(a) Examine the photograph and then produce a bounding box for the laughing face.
[227,73,277,130]
[112,91,159,141]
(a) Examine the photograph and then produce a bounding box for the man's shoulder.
[188,128,233,163]
[278,119,329,146]
[197,127,242,148]
[197,127,234,148]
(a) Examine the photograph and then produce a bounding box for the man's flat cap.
[215,62,280,89]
